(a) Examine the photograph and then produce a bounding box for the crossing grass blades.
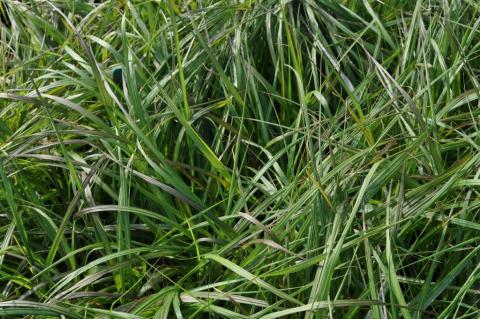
[0,1,480,318]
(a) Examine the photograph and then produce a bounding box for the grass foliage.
[1,0,480,318]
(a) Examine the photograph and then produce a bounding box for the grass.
[1,0,480,318]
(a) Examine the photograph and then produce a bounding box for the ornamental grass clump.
[0,1,479,318]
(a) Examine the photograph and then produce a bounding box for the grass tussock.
[1,0,480,318]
